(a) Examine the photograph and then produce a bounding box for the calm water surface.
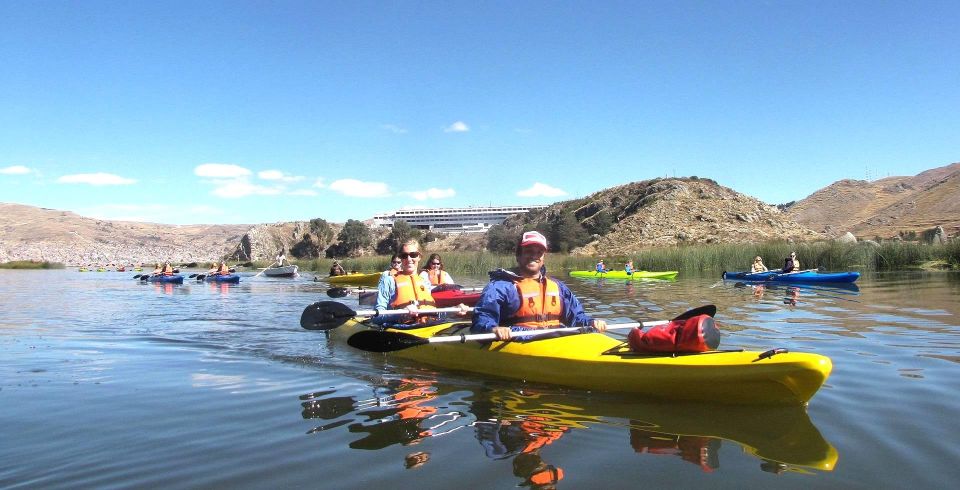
[2,269,958,488]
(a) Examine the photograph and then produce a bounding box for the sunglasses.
[429,262,440,266]
[391,260,402,265]
[398,252,421,259]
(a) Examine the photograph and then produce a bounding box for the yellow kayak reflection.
[300,379,837,478]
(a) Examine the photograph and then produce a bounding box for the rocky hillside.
[785,162,960,239]
[501,177,822,255]
[0,203,332,265]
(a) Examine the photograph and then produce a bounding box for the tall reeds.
[277,240,958,276]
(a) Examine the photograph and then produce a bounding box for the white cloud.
[58,172,137,186]
[1,165,32,175]
[211,180,283,198]
[312,178,326,188]
[288,189,318,196]
[400,187,456,201]
[444,121,470,133]
[258,169,304,183]
[517,182,567,197]
[381,124,408,134]
[194,163,252,178]
[328,179,391,198]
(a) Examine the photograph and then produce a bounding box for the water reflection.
[299,380,837,483]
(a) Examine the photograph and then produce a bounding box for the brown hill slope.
[0,203,330,265]
[786,162,960,239]
[501,177,821,255]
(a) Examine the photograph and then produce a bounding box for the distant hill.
[785,162,960,239]
[500,177,822,255]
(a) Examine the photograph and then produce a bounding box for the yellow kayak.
[328,272,381,287]
[328,319,832,406]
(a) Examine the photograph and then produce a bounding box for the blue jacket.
[471,267,596,333]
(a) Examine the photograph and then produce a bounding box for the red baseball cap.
[519,231,548,249]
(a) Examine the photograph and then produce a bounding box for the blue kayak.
[722,270,860,283]
[146,274,184,284]
[203,273,240,283]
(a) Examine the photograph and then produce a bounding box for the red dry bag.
[627,314,720,353]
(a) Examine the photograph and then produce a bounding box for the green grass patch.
[0,261,65,269]
[258,240,959,276]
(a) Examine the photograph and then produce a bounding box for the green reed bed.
[288,240,958,277]
[0,261,65,269]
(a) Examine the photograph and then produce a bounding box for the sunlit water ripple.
[1,269,958,488]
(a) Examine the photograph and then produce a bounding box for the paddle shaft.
[424,320,668,344]
[360,306,472,317]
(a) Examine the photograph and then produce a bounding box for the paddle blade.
[300,301,357,330]
[133,274,142,279]
[196,274,206,281]
[327,287,350,298]
[188,274,198,278]
[347,330,428,352]
[672,304,716,321]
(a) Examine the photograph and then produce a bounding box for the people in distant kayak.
[751,256,768,273]
[160,262,174,275]
[420,253,455,286]
[472,230,607,340]
[152,263,162,275]
[624,260,634,275]
[329,260,346,277]
[781,252,800,273]
[595,259,608,273]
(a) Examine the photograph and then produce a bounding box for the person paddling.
[329,260,346,277]
[624,260,634,276]
[374,240,467,325]
[595,259,608,273]
[472,231,607,340]
[420,253,455,286]
[781,252,800,273]
[751,256,768,273]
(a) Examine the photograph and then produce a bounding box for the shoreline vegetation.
[0,261,65,269]
[6,241,957,274]
[281,240,960,275]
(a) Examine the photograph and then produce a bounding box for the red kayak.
[431,288,481,308]
[358,286,482,308]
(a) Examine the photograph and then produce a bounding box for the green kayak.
[569,270,679,280]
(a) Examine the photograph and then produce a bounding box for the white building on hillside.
[372,205,547,233]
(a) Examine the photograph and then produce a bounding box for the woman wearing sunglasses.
[419,253,456,286]
[374,240,467,324]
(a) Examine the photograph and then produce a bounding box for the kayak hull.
[262,265,299,277]
[358,288,482,307]
[204,273,240,283]
[432,289,482,308]
[328,272,381,287]
[570,270,679,280]
[723,271,860,283]
[330,320,832,405]
[146,274,184,284]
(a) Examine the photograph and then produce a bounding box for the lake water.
[2,268,958,488]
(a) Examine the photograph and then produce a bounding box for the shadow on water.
[298,378,837,485]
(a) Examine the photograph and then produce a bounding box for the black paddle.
[300,301,472,331]
[347,304,717,353]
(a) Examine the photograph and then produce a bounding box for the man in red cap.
[472,230,607,340]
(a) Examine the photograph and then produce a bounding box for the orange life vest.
[390,273,437,310]
[510,277,563,328]
[426,269,446,285]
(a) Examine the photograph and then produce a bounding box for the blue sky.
[1,1,957,225]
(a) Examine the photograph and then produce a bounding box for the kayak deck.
[723,270,860,283]
[328,272,381,287]
[330,320,832,406]
[570,270,679,280]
